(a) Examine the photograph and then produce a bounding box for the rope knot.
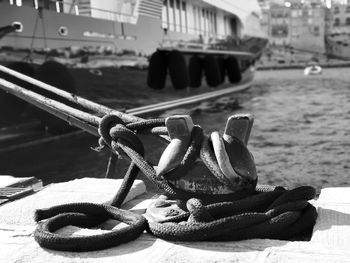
[96,114,125,151]
[109,124,144,158]
[96,114,144,158]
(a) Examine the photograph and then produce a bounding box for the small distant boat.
[304,65,322,76]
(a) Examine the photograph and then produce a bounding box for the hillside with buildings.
[258,0,350,67]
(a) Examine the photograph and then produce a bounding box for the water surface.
[188,68,350,193]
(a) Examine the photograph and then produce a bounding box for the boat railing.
[161,37,242,52]
[163,20,235,42]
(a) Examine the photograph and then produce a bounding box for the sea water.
[189,68,350,194]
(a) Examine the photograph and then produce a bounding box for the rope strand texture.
[33,114,318,251]
[33,115,162,252]
[34,203,147,252]
[147,186,317,242]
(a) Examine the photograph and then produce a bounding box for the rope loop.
[110,124,145,158]
[97,114,146,160]
[34,203,147,252]
[32,114,160,252]
[98,114,125,147]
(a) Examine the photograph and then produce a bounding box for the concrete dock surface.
[1,177,350,263]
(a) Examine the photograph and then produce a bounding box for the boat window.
[162,0,168,29]
[203,8,207,35]
[12,21,23,32]
[161,2,217,37]
[58,26,68,36]
[55,0,63,13]
[20,0,35,7]
[9,0,22,6]
[174,0,181,32]
[207,10,210,35]
[196,6,201,34]
[187,5,195,34]
[224,16,228,36]
[202,9,206,35]
[194,6,201,35]
[168,0,175,31]
[230,17,237,36]
[208,11,213,34]
[347,6,350,13]
[36,0,55,10]
[208,10,212,35]
[181,1,187,33]
[201,9,205,35]
[185,4,204,35]
[213,13,217,34]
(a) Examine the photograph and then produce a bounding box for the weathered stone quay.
[1,177,350,263]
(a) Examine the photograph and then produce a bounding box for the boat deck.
[1,176,350,262]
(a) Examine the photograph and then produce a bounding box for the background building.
[289,1,325,52]
[325,2,350,58]
[259,0,326,52]
[269,3,290,46]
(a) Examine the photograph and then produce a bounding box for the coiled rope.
[34,114,317,251]
[34,115,166,251]
[148,186,317,241]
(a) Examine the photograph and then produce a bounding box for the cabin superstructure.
[161,0,241,44]
[0,0,265,55]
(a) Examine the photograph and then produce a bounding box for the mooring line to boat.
[0,65,142,123]
[0,78,99,136]
[0,77,167,138]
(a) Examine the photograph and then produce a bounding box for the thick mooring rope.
[33,114,318,252]
[34,203,146,252]
[148,187,317,242]
[34,115,167,251]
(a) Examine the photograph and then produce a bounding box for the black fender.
[147,51,168,90]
